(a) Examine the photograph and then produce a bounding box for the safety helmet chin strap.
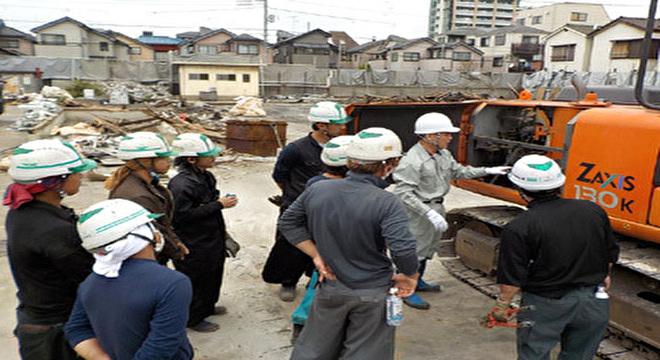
[133,158,160,185]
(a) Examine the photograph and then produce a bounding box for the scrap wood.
[144,107,224,141]
[89,114,127,135]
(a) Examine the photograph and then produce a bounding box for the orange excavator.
[345,2,660,358]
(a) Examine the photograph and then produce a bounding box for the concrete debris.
[40,86,73,102]
[108,86,129,105]
[98,81,172,104]
[229,96,267,117]
[15,96,61,130]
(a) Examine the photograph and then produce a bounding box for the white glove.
[485,166,512,175]
[425,209,449,233]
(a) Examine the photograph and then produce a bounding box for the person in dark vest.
[168,133,237,333]
[4,139,96,360]
[262,101,352,302]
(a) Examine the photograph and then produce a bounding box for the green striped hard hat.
[117,132,178,160]
[9,139,97,183]
[172,133,222,157]
[78,199,163,251]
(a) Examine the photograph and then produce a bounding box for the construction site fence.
[0,56,169,83]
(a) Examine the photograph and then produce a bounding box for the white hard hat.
[9,139,97,183]
[77,199,162,251]
[172,133,222,157]
[346,127,402,162]
[414,112,460,134]
[308,101,352,124]
[508,154,566,191]
[116,132,177,160]
[321,135,354,167]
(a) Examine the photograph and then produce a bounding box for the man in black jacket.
[490,154,619,360]
[5,139,96,359]
[169,133,237,333]
[262,101,352,302]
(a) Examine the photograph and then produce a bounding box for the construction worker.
[279,128,419,360]
[4,139,96,359]
[489,154,619,360]
[263,101,352,302]
[393,112,510,310]
[105,131,188,265]
[289,134,354,343]
[168,133,237,333]
[65,199,193,360]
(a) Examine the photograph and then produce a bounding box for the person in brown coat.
[105,132,188,264]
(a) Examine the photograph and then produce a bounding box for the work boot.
[403,293,430,310]
[291,324,304,345]
[416,278,442,292]
[213,306,227,316]
[189,320,219,333]
[279,285,296,302]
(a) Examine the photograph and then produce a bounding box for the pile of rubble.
[13,86,78,130]
[351,91,485,104]
[97,81,172,104]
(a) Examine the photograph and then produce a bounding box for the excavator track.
[441,207,660,360]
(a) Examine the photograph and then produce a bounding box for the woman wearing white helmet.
[105,131,188,264]
[4,139,96,360]
[65,199,193,360]
[167,133,237,333]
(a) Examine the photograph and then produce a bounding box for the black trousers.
[177,258,225,326]
[262,228,314,287]
[14,323,77,360]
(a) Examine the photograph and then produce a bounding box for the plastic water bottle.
[386,287,403,326]
[595,284,609,299]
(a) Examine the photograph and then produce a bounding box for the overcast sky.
[1,0,656,43]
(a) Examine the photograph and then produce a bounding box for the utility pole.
[261,0,268,100]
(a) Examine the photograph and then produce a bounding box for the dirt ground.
[0,104,517,359]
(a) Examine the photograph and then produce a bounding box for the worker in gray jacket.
[393,112,510,310]
[279,127,419,360]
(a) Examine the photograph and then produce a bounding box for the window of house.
[216,74,237,81]
[532,16,542,24]
[238,44,259,55]
[99,42,109,52]
[516,18,525,26]
[243,74,251,82]
[391,52,399,62]
[610,39,660,59]
[188,73,209,80]
[198,45,218,55]
[0,39,19,48]
[495,34,506,46]
[41,34,65,45]
[480,37,490,47]
[570,12,588,22]
[466,38,475,46]
[403,52,420,61]
[453,51,471,61]
[492,57,504,67]
[129,47,142,55]
[522,36,539,44]
[551,44,576,62]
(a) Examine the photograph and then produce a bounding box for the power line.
[269,7,394,24]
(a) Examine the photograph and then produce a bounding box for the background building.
[429,0,520,39]
[514,2,609,33]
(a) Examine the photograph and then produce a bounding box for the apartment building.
[429,0,520,38]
